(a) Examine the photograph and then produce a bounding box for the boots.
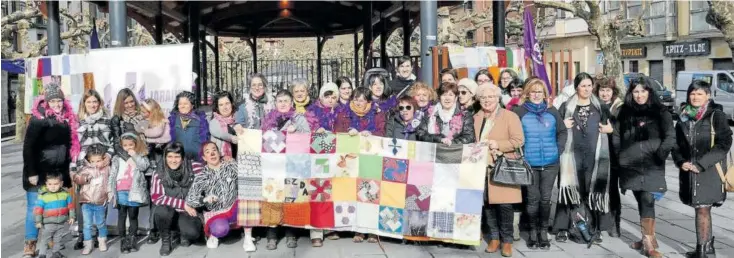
[23,240,37,258]
[120,235,130,254]
[609,213,621,238]
[81,240,93,255]
[73,237,84,250]
[501,243,513,257]
[631,218,662,258]
[687,244,709,258]
[686,236,716,257]
[159,232,172,256]
[97,237,107,252]
[243,229,257,252]
[485,239,500,253]
[526,228,539,249]
[128,235,139,252]
[147,230,160,244]
[539,229,551,250]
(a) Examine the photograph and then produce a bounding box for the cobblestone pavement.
[2,140,733,258]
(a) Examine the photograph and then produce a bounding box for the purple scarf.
[306,101,336,131]
[262,109,295,131]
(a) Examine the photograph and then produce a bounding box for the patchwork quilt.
[236,129,488,245]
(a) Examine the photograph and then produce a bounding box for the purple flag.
[90,22,100,49]
[523,8,552,94]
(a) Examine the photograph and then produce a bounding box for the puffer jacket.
[672,102,732,206]
[514,103,567,167]
[72,157,112,205]
[109,154,150,206]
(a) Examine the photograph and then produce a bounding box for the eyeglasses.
[398,105,413,111]
[459,90,468,96]
[478,95,500,101]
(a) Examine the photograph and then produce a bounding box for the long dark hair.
[158,142,194,189]
[618,77,664,140]
[622,77,663,112]
[367,73,390,100]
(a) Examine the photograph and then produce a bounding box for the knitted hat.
[44,83,65,102]
[319,82,339,99]
[458,78,479,96]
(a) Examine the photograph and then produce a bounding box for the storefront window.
[690,1,715,32]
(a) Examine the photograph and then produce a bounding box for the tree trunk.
[597,30,626,96]
[14,75,26,143]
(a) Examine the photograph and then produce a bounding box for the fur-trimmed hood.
[31,96,81,162]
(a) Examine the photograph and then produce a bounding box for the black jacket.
[613,106,675,192]
[388,77,414,96]
[23,102,73,190]
[385,115,420,141]
[672,102,732,206]
[416,107,475,144]
[110,114,138,160]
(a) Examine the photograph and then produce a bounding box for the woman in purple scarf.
[305,82,339,132]
[169,91,210,160]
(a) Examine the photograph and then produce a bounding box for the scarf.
[176,111,200,129]
[157,158,194,199]
[84,109,104,124]
[262,109,296,131]
[682,102,708,121]
[31,97,81,161]
[294,96,311,114]
[523,101,549,126]
[559,94,610,213]
[348,102,377,132]
[307,100,336,131]
[213,112,235,157]
[243,93,274,129]
[427,104,463,140]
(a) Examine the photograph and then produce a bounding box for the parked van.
[676,70,734,120]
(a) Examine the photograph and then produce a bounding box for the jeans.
[25,190,39,241]
[633,191,656,219]
[82,204,108,240]
[485,204,515,243]
[153,205,202,241]
[525,164,559,229]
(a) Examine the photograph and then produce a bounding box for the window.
[563,62,569,81]
[630,60,639,73]
[465,30,475,46]
[37,33,43,40]
[603,0,621,16]
[691,1,715,32]
[646,1,667,35]
[626,1,642,18]
[465,0,473,11]
[718,73,734,93]
[574,62,580,75]
[1,2,6,16]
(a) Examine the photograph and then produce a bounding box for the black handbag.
[491,149,534,186]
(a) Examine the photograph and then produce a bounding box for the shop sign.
[664,40,711,57]
[620,45,646,58]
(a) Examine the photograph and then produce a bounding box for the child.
[71,143,111,254]
[140,98,171,244]
[109,133,150,254]
[34,173,75,258]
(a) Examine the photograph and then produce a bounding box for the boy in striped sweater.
[34,173,75,258]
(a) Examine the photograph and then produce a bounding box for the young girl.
[72,143,111,255]
[108,133,150,254]
[140,98,171,244]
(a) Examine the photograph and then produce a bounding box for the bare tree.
[707,0,734,62]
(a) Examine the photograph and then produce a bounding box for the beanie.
[44,82,65,102]
[319,82,339,99]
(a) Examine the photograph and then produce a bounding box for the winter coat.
[235,93,274,129]
[33,186,75,225]
[613,107,675,192]
[144,120,171,176]
[514,103,567,167]
[385,115,421,141]
[23,97,80,191]
[111,113,145,160]
[151,161,203,211]
[72,111,113,172]
[416,105,476,144]
[473,108,524,204]
[72,157,112,205]
[334,104,387,136]
[388,74,416,96]
[169,110,210,160]
[109,154,150,206]
[672,102,732,206]
[209,117,238,156]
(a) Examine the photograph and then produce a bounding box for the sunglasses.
[398,105,413,111]
[459,90,469,96]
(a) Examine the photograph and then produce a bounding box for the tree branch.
[0,8,41,25]
[534,0,576,13]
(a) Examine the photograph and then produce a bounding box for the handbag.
[709,112,734,192]
[491,148,534,186]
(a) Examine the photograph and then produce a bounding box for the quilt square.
[311,154,334,178]
[382,138,408,159]
[263,178,285,203]
[407,141,437,162]
[428,212,455,239]
[331,177,357,202]
[336,133,360,153]
[238,129,263,152]
[459,163,486,190]
[237,177,263,201]
[405,184,431,211]
[307,179,333,202]
[310,202,335,228]
[434,144,463,164]
[430,187,456,212]
[453,213,482,241]
[356,179,380,204]
[260,202,283,226]
[382,158,409,183]
[283,203,311,226]
[358,155,383,180]
[285,132,311,153]
[455,189,483,215]
[378,206,404,234]
[237,152,262,177]
[355,203,380,230]
[433,163,460,189]
[360,136,383,155]
[407,161,434,186]
[283,178,308,203]
[261,153,287,178]
[462,143,488,164]
[331,153,359,177]
[237,200,261,227]
[262,130,287,153]
[286,154,311,178]
[403,210,429,237]
[333,201,357,228]
[310,133,336,154]
[379,181,406,208]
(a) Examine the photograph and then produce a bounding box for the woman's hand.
[488,140,499,150]
[682,162,700,173]
[286,125,296,133]
[440,138,452,146]
[223,155,234,162]
[184,204,197,217]
[361,131,372,137]
[316,127,326,134]
[127,149,137,157]
[348,128,359,136]
[28,176,38,186]
[204,195,219,204]
[564,117,574,129]
[234,124,245,135]
[599,120,613,134]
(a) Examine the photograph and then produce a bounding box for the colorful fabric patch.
[331,177,357,202]
[407,161,434,186]
[382,138,408,159]
[382,158,409,183]
[336,133,360,154]
[307,179,333,202]
[428,212,455,239]
[433,163,460,189]
[454,213,481,241]
[333,201,357,228]
[459,163,486,190]
[310,133,336,154]
[283,203,311,226]
[430,187,456,212]
[357,179,380,204]
[358,155,383,180]
[405,185,431,211]
[286,154,311,178]
[260,202,283,226]
[285,132,311,153]
[403,210,429,237]
[237,200,261,227]
[261,153,287,178]
[310,202,335,228]
[262,178,285,203]
[408,141,437,162]
[331,153,359,177]
[311,154,334,178]
[434,144,463,164]
[360,136,383,155]
[262,130,287,153]
[379,181,407,208]
[462,143,488,164]
[455,189,483,215]
[378,206,404,234]
[283,178,308,203]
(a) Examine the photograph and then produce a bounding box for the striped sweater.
[34,186,75,224]
[150,162,203,211]
[72,111,113,172]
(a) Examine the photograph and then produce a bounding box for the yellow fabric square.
[332,177,357,201]
[380,181,406,208]
[238,129,263,152]
[459,163,486,190]
[360,136,384,155]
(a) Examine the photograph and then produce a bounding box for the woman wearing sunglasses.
[385,96,421,140]
[416,82,475,145]
[458,78,480,116]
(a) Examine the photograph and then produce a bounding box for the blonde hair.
[141,99,166,127]
[518,77,550,105]
[408,81,437,101]
[120,133,148,155]
[77,89,108,120]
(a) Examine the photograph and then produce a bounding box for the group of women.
[20,56,729,258]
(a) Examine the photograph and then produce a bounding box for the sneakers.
[81,240,93,255]
[243,231,256,252]
[207,237,219,249]
[97,237,108,252]
[23,240,37,258]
